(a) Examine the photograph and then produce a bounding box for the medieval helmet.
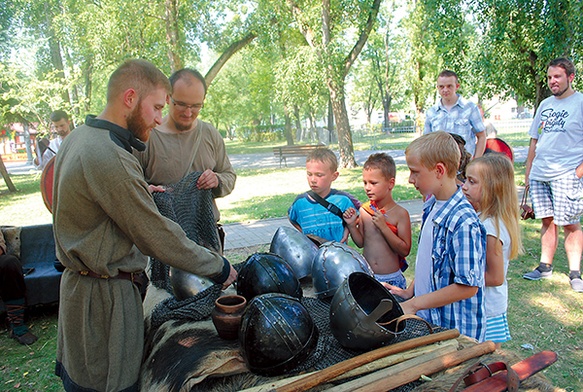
[169,267,215,300]
[237,252,302,301]
[329,272,405,350]
[311,241,374,299]
[239,293,319,376]
[269,226,318,279]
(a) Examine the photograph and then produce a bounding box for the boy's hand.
[343,207,358,226]
[371,210,387,229]
[382,282,412,300]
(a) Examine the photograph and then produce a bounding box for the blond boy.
[388,131,487,342]
[288,148,360,243]
[343,153,411,289]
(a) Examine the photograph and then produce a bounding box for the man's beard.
[553,85,569,97]
[172,112,195,131]
[127,102,151,141]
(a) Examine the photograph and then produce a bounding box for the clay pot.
[211,294,247,340]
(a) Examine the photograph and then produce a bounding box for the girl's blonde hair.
[467,153,523,259]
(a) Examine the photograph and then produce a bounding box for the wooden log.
[326,341,496,392]
[336,339,459,381]
[0,154,17,192]
[240,339,459,392]
[274,329,460,392]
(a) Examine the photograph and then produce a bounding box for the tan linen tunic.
[134,120,236,222]
[53,119,227,392]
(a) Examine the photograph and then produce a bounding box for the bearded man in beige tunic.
[134,68,236,252]
[52,59,237,392]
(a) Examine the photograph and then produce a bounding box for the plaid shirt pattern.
[424,95,486,156]
[422,188,487,342]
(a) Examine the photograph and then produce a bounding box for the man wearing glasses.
[134,68,236,252]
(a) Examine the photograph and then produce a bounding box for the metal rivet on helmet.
[237,252,302,301]
[239,293,319,376]
[311,241,374,299]
[270,226,318,279]
[330,272,405,350]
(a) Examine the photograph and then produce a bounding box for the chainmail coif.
[148,171,223,330]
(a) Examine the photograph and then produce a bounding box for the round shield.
[485,138,513,162]
[270,226,318,279]
[40,155,55,213]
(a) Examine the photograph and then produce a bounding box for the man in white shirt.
[523,57,583,293]
[424,70,486,159]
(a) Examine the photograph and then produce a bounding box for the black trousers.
[0,254,26,301]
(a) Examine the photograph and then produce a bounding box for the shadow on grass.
[505,219,583,391]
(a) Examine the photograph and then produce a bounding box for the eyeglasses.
[170,97,204,111]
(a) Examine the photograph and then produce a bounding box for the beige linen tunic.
[53,118,227,392]
[134,120,236,222]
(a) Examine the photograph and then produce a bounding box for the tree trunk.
[293,105,303,142]
[284,107,294,145]
[165,0,182,72]
[44,3,71,106]
[382,92,392,132]
[327,97,334,144]
[22,122,34,164]
[83,55,94,115]
[0,154,17,192]
[328,82,357,168]
[205,32,257,87]
[309,110,317,143]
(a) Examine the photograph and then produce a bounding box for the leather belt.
[449,360,519,392]
[463,361,515,386]
[77,269,142,283]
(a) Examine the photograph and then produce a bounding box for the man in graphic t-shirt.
[523,57,583,293]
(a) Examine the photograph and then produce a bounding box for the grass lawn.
[1,133,582,391]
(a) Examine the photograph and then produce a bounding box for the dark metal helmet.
[330,272,405,350]
[237,252,302,301]
[270,226,318,279]
[239,293,319,376]
[311,241,374,299]
[169,267,215,300]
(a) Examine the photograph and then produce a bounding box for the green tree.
[470,0,578,108]
[402,0,439,130]
[285,0,382,168]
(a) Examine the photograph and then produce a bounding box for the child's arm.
[343,207,364,247]
[400,283,478,315]
[485,235,505,286]
[373,208,412,257]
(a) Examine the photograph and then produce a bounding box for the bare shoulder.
[394,203,411,220]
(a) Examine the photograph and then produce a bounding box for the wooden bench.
[272,144,325,167]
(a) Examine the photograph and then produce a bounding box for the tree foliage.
[470,0,580,108]
[2,0,583,153]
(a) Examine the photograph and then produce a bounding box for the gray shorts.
[530,170,583,226]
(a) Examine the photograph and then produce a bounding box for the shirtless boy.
[343,153,411,289]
